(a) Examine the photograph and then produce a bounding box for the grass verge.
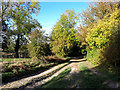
[1,62,69,89]
[91,63,120,84]
[37,67,71,88]
[36,62,110,89]
[2,62,57,83]
[77,62,109,89]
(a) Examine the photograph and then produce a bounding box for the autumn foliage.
[83,3,120,69]
[50,10,81,57]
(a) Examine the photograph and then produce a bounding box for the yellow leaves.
[81,42,87,46]
[30,3,35,8]
[86,8,120,50]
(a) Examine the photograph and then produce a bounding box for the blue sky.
[33,2,90,35]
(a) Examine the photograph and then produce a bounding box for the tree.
[1,2,41,57]
[1,2,11,51]
[85,8,120,66]
[76,2,120,47]
[28,29,50,60]
[81,2,120,26]
[51,9,80,56]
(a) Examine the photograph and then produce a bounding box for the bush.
[86,48,102,65]
[86,8,120,67]
[28,29,51,60]
[2,72,15,81]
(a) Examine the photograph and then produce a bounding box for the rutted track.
[2,58,118,89]
[1,62,70,89]
[25,61,83,88]
[1,58,85,89]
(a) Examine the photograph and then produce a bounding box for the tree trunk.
[15,34,20,58]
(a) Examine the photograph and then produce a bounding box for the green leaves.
[51,9,80,56]
[2,2,41,56]
[85,8,120,66]
[28,29,50,59]
[86,9,120,49]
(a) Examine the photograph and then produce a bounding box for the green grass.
[66,57,72,60]
[2,58,31,62]
[53,55,72,60]
[38,62,109,89]
[2,58,59,83]
[78,62,88,71]
[37,67,71,88]
[77,62,109,89]
[92,64,120,83]
[14,63,70,89]
[2,59,69,84]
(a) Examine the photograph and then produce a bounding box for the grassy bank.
[37,67,71,88]
[2,56,70,83]
[90,63,120,84]
[2,59,57,83]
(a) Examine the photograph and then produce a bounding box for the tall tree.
[81,2,120,26]
[1,2,41,57]
[1,1,11,51]
[78,2,120,67]
[76,2,120,47]
[85,8,120,66]
[51,9,80,56]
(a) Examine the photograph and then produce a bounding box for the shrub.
[86,48,102,65]
[86,8,120,67]
[28,29,51,60]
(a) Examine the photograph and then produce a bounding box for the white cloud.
[42,27,52,36]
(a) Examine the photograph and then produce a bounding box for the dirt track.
[1,59,120,89]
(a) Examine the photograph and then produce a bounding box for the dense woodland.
[1,2,120,74]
